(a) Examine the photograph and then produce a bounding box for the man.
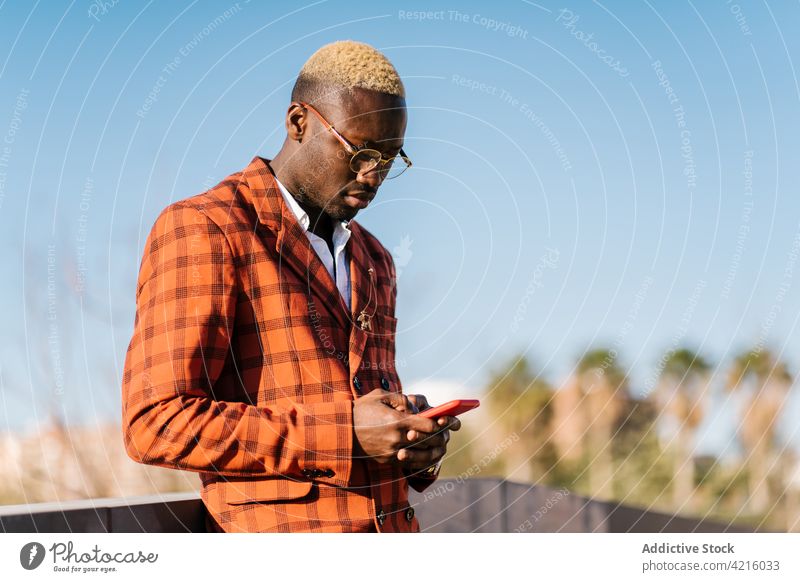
[121,40,460,533]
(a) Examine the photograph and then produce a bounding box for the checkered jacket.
[122,156,436,532]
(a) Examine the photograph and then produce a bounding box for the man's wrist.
[402,459,441,479]
[420,459,442,478]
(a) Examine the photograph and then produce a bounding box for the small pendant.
[357,311,371,331]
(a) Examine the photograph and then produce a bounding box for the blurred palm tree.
[552,348,629,500]
[726,347,793,514]
[652,347,711,507]
[485,354,556,483]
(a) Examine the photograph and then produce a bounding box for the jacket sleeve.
[121,203,353,487]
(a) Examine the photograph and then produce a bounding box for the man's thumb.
[381,391,412,413]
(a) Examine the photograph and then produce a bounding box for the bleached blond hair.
[292,40,405,103]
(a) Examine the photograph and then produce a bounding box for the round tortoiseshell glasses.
[299,101,412,179]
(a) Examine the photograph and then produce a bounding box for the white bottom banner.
[1,533,798,581]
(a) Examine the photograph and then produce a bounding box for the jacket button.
[405,507,415,522]
[380,377,390,390]
[353,376,362,392]
[376,509,386,526]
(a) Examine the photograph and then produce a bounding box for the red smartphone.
[418,399,480,419]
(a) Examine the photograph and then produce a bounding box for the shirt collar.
[274,176,352,240]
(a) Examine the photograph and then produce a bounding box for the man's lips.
[342,191,375,209]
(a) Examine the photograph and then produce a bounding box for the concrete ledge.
[0,493,204,533]
[0,480,755,533]
[407,479,755,532]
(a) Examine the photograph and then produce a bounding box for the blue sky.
[1,1,799,457]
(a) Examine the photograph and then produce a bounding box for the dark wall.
[0,479,755,533]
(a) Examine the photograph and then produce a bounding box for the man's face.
[295,89,407,223]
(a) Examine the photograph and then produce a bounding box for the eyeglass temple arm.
[299,101,354,150]
[300,101,411,167]
[399,148,412,167]
[299,102,330,129]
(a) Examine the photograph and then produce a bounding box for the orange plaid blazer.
[122,156,437,532]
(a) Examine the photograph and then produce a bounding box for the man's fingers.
[406,415,460,445]
[437,415,461,431]
[406,394,429,412]
[401,413,439,435]
[405,430,446,449]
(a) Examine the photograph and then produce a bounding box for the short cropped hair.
[291,40,405,105]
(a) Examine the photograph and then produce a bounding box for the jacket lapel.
[241,156,350,329]
[346,222,375,378]
[276,209,353,331]
[241,155,374,379]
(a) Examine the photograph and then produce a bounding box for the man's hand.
[397,394,462,472]
[352,390,441,464]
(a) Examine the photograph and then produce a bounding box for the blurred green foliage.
[440,345,798,532]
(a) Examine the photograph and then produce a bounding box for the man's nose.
[356,167,386,191]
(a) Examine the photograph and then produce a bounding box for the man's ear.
[285,102,308,143]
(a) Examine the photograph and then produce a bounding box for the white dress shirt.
[274,177,352,311]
